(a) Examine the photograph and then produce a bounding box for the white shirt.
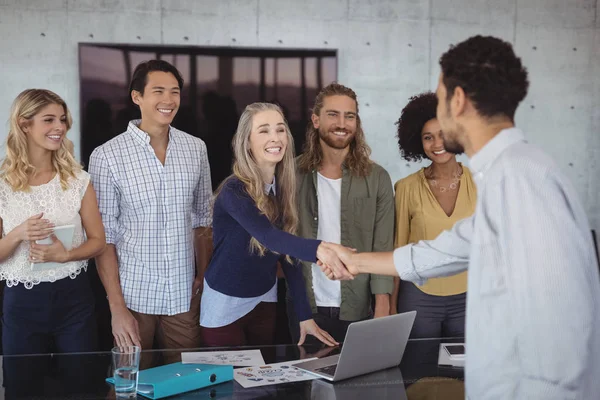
[89,121,213,316]
[199,179,278,328]
[393,128,600,399]
[0,171,90,288]
[200,279,277,328]
[311,172,342,307]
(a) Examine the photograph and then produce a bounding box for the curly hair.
[298,82,372,176]
[439,35,529,120]
[395,92,438,162]
[1,89,81,192]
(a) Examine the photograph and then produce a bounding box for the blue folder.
[106,362,233,399]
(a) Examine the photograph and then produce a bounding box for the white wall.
[0,0,599,232]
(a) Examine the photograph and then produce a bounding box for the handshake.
[316,242,360,281]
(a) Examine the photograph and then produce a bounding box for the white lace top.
[0,170,90,288]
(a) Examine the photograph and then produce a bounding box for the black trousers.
[397,279,466,339]
[2,272,98,398]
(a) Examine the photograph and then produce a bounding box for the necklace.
[425,165,462,193]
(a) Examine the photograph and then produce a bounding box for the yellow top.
[394,164,477,296]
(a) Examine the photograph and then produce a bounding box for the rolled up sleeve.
[393,216,472,285]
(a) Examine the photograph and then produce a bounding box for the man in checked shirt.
[89,60,213,369]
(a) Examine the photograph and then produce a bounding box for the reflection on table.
[0,338,464,399]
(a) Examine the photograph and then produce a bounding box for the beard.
[442,131,465,154]
[438,101,464,154]
[318,127,355,150]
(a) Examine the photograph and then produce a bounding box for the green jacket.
[295,160,394,321]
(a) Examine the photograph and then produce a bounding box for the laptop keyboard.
[315,364,338,376]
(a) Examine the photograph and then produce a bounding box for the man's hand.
[316,242,353,280]
[316,242,356,280]
[298,319,338,347]
[192,277,203,296]
[111,305,142,348]
[193,226,212,297]
[373,307,390,318]
[373,294,390,318]
[29,234,70,263]
[333,244,358,275]
[318,243,359,280]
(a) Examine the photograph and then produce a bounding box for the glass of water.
[112,345,141,398]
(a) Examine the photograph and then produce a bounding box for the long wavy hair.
[219,102,298,258]
[1,89,81,191]
[298,82,372,176]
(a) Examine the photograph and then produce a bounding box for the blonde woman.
[0,89,105,397]
[200,103,345,347]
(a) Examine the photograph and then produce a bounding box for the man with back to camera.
[321,36,600,398]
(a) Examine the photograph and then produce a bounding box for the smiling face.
[23,103,68,152]
[421,118,455,165]
[312,95,357,150]
[248,109,289,170]
[131,71,181,127]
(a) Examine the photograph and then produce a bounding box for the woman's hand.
[298,319,339,347]
[12,213,54,242]
[317,243,358,280]
[316,242,355,280]
[29,234,69,263]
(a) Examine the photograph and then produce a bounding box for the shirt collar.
[127,119,175,146]
[264,176,276,196]
[468,127,526,175]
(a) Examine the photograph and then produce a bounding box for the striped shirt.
[89,120,212,316]
[393,128,600,399]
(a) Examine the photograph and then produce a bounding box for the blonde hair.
[1,89,81,191]
[298,82,372,176]
[218,102,298,258]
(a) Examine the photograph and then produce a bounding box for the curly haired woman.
[391,92,476,339]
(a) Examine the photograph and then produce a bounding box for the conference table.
[0,338,464,399]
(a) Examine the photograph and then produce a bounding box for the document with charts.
[234,359,318,388]
[181,350,265,367]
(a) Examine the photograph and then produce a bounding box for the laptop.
[438,342,466,368]
[294,311,416,382]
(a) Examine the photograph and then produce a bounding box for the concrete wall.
[0,0,599,232]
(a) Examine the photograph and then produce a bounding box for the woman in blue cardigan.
[200,102,345,347]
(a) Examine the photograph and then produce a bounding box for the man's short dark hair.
[128,59,184,96]
[395,92,438,162]
[439,35,529,120]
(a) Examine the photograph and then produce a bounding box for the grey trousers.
[397,279,466,339]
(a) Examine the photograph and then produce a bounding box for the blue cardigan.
[204,177,320,321]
